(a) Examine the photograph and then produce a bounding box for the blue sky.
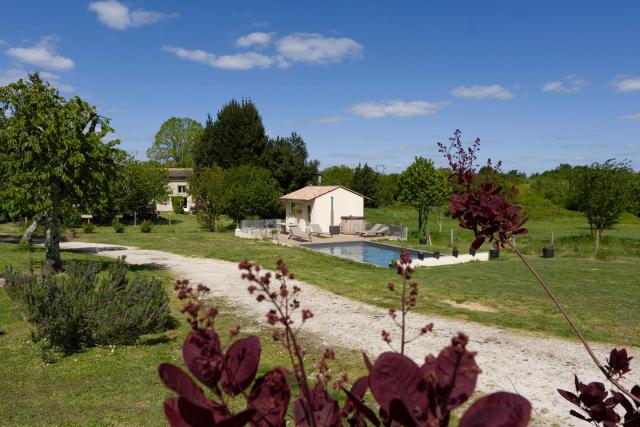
[1,0,639,173]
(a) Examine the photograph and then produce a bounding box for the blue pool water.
[302,241,428,268]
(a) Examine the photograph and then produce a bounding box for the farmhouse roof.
[280,185,367,201]
[166,168,192,181]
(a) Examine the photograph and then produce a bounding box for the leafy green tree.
[114,160,170,220]
[573,159,634,254]
[321,165,354,188]
[530,163,581,209]
[398,157,450,238]
[631,172,640,217]
[352,163,380,208]
[225,166,281,224]
[188,165,232,231]
[193,99,267,169]
[0,74,121,270]
[377,173,399,206]
[147,117,202,167]
[262,132,319,193]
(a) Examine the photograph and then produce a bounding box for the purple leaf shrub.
[439,130,640,425]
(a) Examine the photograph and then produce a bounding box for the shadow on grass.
[139,334,176,346]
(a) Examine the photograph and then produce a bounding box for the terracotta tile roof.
[280,185,367,201]
[166,168,192,181]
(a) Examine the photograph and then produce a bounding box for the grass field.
[6,209,632,347]
[366,202,640,259]
[0,243,364,426]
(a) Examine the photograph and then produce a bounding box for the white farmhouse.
[156,168,195,213]
[280,185,366,234]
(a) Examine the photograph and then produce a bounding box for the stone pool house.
[156,168,195,212]
[280,185,366,234]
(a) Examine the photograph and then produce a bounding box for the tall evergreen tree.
[352,163,380,208]
[262,132,319,193]
[193,99,267,169]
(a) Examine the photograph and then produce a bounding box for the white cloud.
[611,75,640,93]
[543,75,590,93]
[450,84,513,100]
[88,0,176,30]
[164,32,362,71]
[5,37,74,71]
[162,46,272,70]
[349,100,447,119]
[0,68,74,93]
[620,112,640,120]
[275,33,362,66]
[236,32,275,48]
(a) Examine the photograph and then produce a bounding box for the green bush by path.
[4,258,170,355]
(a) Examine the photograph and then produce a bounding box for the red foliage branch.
[439,129,640,425]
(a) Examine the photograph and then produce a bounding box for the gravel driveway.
[62,241,639,426]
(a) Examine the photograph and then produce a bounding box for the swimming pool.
[301,241,429,268]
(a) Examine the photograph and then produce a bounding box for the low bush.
[140,220,152,233]
[62,208,82,228]
[82,222,95,233]
[171,196,185,214]
[112,218,125,233]
[4,259,171,355]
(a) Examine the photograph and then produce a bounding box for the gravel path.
[62,241,639,426]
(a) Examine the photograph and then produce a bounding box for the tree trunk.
[594,229,601,256]
[20,215,43,245]
[45,197,62,271]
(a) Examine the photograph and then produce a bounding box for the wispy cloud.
[236,32,275,48]
[611,75,640,93]
[164,32,362,71]
[88,0,177,30]
[543,74,590,93]
[5,37,74,71]
[313,116,348,124]
[349,100,448,118]
[620,112,640,120]
[450,84,513,100]
[162,46,272,70]
[0,68,74,93]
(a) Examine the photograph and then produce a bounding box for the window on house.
[177,185,187,194]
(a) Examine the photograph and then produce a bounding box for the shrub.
[82,222,95,233]
[112,218,125,233]
[62,208,82,228]
[16,240,34,252]
[171,196,185,214]
[4,259,170,355]
[140,220,152,233]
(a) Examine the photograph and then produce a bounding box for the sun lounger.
[289,225,311,242]
[358,223,382,236]
[362,225,389,237]
[309,224,332,238]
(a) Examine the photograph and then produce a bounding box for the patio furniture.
[289,225,312,242]
[309,224,332,238]
[329,225,341,236]
[362,225,389,237]
[358,223,382,236]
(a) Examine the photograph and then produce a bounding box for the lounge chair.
[358,223,382,236]
[289,225,311,242]
[309,224,332,238]
[362,225,389,237]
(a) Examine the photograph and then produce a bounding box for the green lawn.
[0,243,364,426]
[25,211,636,347]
